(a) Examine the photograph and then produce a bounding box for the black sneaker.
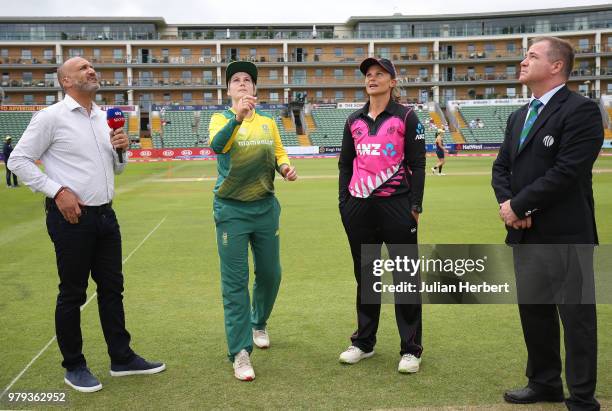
[110,354,166,377]
[64,366,103,393]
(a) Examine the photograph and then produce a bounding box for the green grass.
[1,155,611,410]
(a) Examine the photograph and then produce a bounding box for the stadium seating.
[458,105,522,143]
[153,109,299,149]
[309,107,439,147]
[309,108,352,146]
[0,112,34,144]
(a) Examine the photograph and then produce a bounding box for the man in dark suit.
[492,36,603,411]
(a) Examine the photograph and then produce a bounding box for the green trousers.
[213,196,282,361]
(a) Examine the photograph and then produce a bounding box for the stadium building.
[0,4,611,154]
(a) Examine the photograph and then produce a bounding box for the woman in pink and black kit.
[338,57,426,373]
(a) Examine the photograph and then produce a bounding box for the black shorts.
[436,149,445,159]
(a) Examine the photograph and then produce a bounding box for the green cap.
[225,61,258,86]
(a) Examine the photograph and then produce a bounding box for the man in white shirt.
[8,57,165,393]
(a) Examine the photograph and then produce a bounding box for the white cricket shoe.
[253,328,270,349]
[233,349,255,381]
[398,354,421,373]
[338,346,374,364]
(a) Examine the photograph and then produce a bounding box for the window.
[507,87,516,97]
[23,72,33,84]
[114,71,124,85]
[506,43,516,53]
[21,49,32,60]
[354,69,361,78]
[269,91,279,102]
[485,66,495,79]
[467,44,476,56]
[162,48,169,58]
[419,46,429,58]
[334,69,344,80]
[250,48,257,57]
[24,94,34,104]
[399,68,407,76]
[114,93,124,104]
[269,69,279,80]
[113,48,123,60]
[400,46,408,57]
[183,92,192,102]
[95,94,103,102]
[162,70,170,83]
[506,65,516,77]
[314,48,322,57]
[182,71,192,84]
[45,95,55,105]
[68,48,83,58]
[578,38,590,52]
[163,93,171,102]
[201,48,211,57]
[1,49,8,58]
[334,47,344,57]
[203,92,213,101]
[608,83,612,93]
[203,70,213,84]
[485,87,496,98]
[418,68,428,80]
[181,48,192,57]
[355,90,364,100]
[293,69,306,84]
[45,72,55,86]
[355,47,365,57]
[578,84,588,95]
[377,47,390,58]
[484,43,495,56]
[335,90,344,101]
[43,49,54,60]
[314,69,323,77]
[269,47,278,60]
[315,90,323,100]
[93,48,101,60]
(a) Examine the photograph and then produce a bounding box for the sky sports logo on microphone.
[106,107,125,130]
[106,107,126,163]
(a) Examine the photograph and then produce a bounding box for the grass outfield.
[0,155,610,410]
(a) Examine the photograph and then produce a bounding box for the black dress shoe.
[504,386,564,404]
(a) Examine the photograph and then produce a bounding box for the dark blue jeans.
[46,202,134,371]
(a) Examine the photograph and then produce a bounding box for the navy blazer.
[492,86,603,244]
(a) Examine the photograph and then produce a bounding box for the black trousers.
[513,246,599,411]
[46,201,134,371]
[6,168,17,186]
[340,195,422,357]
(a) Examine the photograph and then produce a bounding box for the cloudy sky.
[4,0,610,24]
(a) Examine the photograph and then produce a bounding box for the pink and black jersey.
[338,100,426,210]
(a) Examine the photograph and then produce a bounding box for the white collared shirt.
[7,95,127,205]
[529,83,565,115]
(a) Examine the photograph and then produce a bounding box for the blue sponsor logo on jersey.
[382,143,397,157]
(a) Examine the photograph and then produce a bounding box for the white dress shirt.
[7,95,127,205]
[527,83,565,119]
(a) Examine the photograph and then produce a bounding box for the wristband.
[54,187,67,200]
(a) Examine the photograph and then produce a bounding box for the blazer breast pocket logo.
[543,135,555,147]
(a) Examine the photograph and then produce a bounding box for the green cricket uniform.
[209,108,290,360]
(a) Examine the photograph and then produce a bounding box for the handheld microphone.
[106,107,126,163]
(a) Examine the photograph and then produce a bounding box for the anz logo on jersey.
[356,143,397,157]
[415,122,425,140]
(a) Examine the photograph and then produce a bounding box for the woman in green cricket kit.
[208,60,297,381]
